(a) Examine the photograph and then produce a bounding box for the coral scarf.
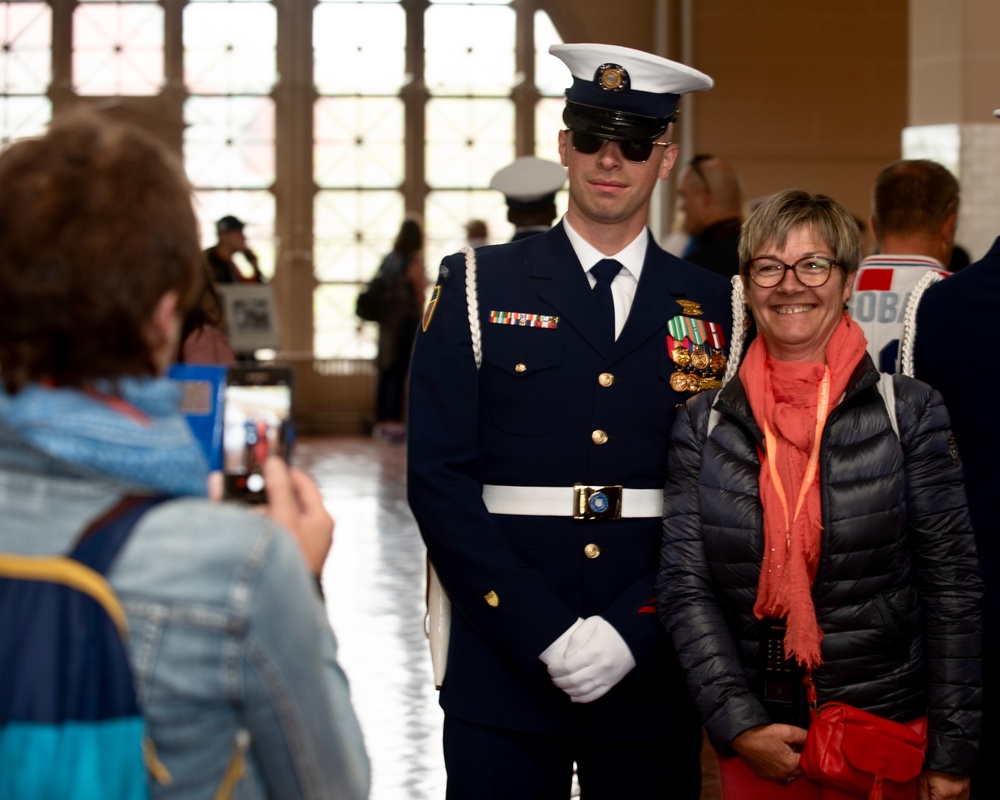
[739,315,868,669]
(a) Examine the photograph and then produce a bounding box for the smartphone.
[759,618,808,726]
[222,365,294,504]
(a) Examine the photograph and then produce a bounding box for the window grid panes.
[0,2,50,146]
[184,97,276,189]
[183,1,277,270]
[313,188,405,359]
[0,3,50,94]
[0,1,564,359]
[313,2,562,357]
[183,3,277,95]
[73,2,164,95]
[315,97,405,189]
[426,98,515,189]
[424,5,515,97]
[314,4,406,95]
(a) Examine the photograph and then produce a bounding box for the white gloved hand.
[538,617,585,666]
[545,615,636,704]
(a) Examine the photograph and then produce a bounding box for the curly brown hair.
[0,109,202,394]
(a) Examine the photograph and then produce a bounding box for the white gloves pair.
[538,616,636,704]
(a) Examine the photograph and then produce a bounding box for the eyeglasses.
[746,256,841,288]
[570,131,671,163]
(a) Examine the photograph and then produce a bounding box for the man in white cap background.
[910,108,1000,800]
[408,42,732,798]
[490,155,567,241]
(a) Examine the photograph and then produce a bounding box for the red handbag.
[800,699,927,800]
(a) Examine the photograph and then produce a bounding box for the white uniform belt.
[482,484,662,520]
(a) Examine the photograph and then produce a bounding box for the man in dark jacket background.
[912,108,1000,796]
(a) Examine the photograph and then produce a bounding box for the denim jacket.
[0,445,370,799]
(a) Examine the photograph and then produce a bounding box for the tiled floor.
[297,436,721,800]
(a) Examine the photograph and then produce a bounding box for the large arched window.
[0,0,563,359]
[312,0,564,357]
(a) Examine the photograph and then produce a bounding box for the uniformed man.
[489,155,567,241]
[407,43,732,799]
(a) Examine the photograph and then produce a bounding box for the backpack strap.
[874,371,899,439]
[71,495,168,574]
[0,496,167,640]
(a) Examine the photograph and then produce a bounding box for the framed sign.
[217,284,280,352]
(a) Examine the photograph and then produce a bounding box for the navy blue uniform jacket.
[406,221,732,738]
[915,235,1000,648]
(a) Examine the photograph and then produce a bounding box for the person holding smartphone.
[0,110,369,799]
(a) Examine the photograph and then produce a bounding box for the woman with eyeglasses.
[656,189,981,800]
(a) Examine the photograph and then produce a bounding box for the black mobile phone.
[759,619,808,726]
[222,365,294,504]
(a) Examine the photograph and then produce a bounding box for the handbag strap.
[806,670,819,711]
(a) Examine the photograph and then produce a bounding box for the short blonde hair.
[739,189,861,279]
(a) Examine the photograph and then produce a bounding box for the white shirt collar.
[562,217,649,281]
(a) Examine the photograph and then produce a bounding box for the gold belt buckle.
[573,484,623,520]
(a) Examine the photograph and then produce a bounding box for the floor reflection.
[299,437,445,800]
[296,436,720,800]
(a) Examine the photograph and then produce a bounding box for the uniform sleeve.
[406,257,580,673]
[896,377,982,774]
[656,397,771,755]
[242,528,370,800]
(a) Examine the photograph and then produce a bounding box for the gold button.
[584,543,601,559]
[598,372,614,387]
[484,590,499,607]
[515,362,526,373]
[592,429,608,445]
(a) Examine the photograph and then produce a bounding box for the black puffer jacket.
[656,355,982,774]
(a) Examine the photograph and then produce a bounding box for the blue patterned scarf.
[0,378,209,497]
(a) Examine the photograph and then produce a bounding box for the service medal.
[710,352,728,372]
[669,372,689,392]
[691,349,710,370]
[672,346,691,367]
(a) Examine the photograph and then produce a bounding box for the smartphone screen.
[222,366,293,503]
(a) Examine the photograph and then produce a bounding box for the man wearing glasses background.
[678,153,745,278]
[407,43,732,799]
[848,159,958,372]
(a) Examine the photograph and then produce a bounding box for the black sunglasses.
[570,131,671,164]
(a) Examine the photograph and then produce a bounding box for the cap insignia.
[596,63,629,92]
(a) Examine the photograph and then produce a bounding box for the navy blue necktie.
[590,259,623,345]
